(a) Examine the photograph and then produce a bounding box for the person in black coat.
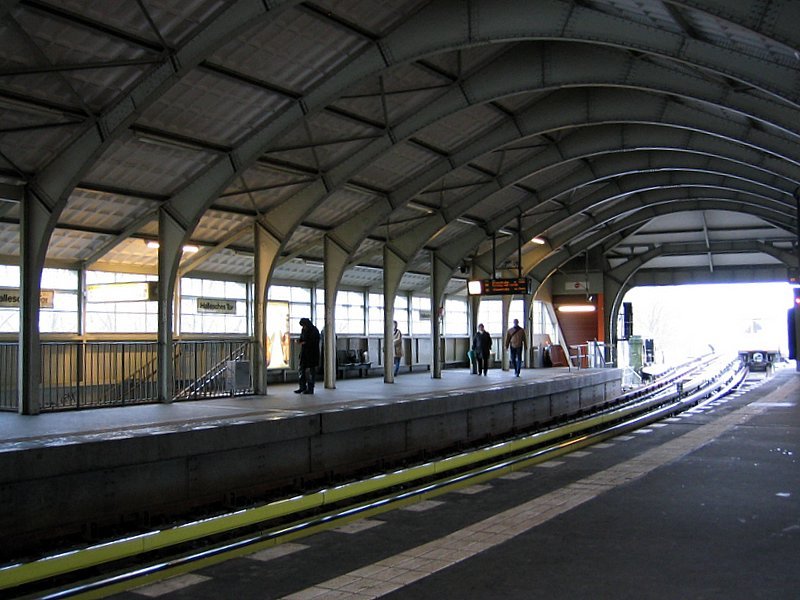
[295,317,320,394]
[471,323,493,376]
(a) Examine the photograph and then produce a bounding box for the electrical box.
[224,360,251,393]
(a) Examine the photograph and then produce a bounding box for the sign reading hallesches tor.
[197,297,236,314]
[0,287,54,309]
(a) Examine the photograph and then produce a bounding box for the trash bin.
[530,347,540,368]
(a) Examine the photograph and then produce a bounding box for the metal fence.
[0,339,255,412]
[568,341,615,370]
[0,342,17,411]
[173,339,254,400]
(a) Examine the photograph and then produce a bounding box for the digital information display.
[468,278,531,296]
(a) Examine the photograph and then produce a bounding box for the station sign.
[197,298,236,314]
[467,278,531,296]
[0,287,54,308]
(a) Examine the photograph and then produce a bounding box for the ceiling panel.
[85,136,219,196]
[209,8,369,95]
[138,69,291,146]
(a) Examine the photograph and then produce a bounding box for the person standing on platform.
[393,320,404,377]
[295,317,320,394]
[472,323,493,376]
[505,318,527,377]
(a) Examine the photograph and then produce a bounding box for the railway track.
[1,355,747,599]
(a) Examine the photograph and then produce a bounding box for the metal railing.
[568,341,615,370]
[0,339,255,412]
[40,341,160,411]
[174,339,254,400]
[0,342,17,411]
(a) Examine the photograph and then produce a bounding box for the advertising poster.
[266,301,290,369]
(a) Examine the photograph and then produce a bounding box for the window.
[410,295,431,335]
[443,296,468,335]
[533,300,558,343]
[367,293,384,335]
[40,269,79,333]
[476,299,503,336]
[180,277,248,334]
[268,285,312,334]
[85,271,159,333]
[0,266,78,333]
[509,299,524,326]
[393,295,408,335]
[315,289,325,333]
[476,299,525,337]
[335,290,365,334]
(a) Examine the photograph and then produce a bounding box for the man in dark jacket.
[295,317,320,394]
[472,323,493,375]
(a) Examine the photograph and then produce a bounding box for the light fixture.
[467,280,483,295]
[530,237,546,245]
[557,304,596,313]
[144,240,200,253]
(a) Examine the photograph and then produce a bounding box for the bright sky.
[622,282,795,363]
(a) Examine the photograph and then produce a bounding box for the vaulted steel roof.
[1,0,798,293]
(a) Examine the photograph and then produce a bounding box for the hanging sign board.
[0,287,55,308]
[87,281,157,302]
[467,278,531,296]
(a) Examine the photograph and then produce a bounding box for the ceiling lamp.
[144,240,200,253]
[557,304,596,313]
[530,237,546,245]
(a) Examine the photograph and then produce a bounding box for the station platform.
[0,366,612,448]
[110,365,799,600]
[0,366,621,560]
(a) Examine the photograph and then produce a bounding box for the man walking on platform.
[505,318,527,377]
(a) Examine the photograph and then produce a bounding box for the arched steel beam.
[387,137,797,278]
[528,199,796,289]
[629,264,792,287]
[442,163,795,277]
[668,1,800,53]
[352,88,800,272]
[474,183,794,282]
[190,39,800,263]
[281,87,800,276]
[381,1,800,106]
[151,15,800,282]
[306,39,800,272]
